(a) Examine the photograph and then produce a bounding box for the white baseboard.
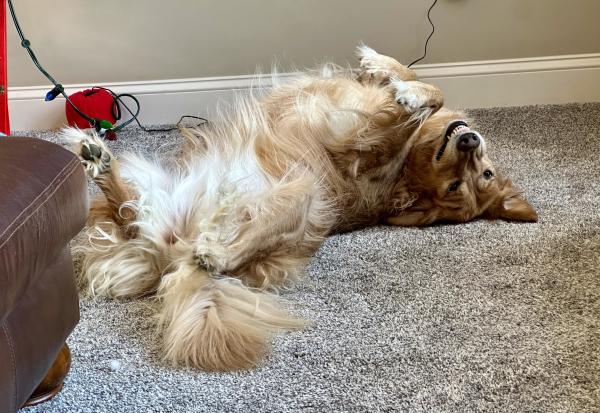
[8,53,600,132]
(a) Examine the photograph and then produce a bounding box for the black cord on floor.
[92,87,208,132]
[407,0,439,68]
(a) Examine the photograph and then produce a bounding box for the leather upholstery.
[0,137,88,412]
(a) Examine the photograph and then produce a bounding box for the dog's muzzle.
[445,120,480,152]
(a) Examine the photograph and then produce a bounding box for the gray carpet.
[19,103,600,412]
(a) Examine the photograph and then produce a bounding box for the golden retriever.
[64,45,537,371]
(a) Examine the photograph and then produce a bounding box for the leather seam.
[0,157,79,242]
[1,323,17,411]
[0,158,81,250]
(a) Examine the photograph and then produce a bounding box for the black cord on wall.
[7,0,207,134]
[407,0,439,68]
[8,0,438,134]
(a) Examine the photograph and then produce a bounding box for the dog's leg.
[193,174,330,289]
[391,78,444,117]
[62,128,139,238]
[356,44,418,84]
[157,260,304,371]
[356,46,443,115]
[354,46,443,118]
[327,76,443,182]
[78,221,162,297]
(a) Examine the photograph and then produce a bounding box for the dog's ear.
[386,206,438,227]
[386,189,438,226]
[485,179,538,222]
[387,211,429,226]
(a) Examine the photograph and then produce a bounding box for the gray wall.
[7,0,600,87]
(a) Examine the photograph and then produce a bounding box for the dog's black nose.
[456,133,480,152]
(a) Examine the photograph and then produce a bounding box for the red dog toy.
[65,88,118,140]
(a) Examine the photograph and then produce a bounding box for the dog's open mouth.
[445,120,470,139]
[436,120,470,161]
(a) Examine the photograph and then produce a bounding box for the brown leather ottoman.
[0,137,88,412]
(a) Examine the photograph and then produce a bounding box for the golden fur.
[64,46,536,371]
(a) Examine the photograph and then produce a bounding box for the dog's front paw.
[357,44,417,82]
[357,45,394,79]
[392,79,422,113]
[61,128,112,178]
[391,78,444,115]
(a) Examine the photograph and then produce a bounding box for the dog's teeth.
[448,125,470,139]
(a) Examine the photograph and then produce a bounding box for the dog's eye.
[483,169,494,179]
[448,181,461,192]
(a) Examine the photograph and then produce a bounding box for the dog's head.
[387,109,537,226]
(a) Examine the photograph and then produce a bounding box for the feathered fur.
[63,46,537,371]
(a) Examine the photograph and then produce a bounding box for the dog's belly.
[118,148,271,250]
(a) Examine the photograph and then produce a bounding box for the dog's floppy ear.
[486,178,538,222]
[386,202,439,226]
[386,188,438,226]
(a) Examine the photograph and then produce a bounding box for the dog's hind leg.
[62,128,139,239]
[157,260,304,371]
[77,226,162,297]
[192,172,332,289]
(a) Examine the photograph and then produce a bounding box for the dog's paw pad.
[80,142,102,161]
[78,140,111,178]
[61,128,113,178]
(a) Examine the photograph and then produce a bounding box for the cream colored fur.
[63,46,535,371]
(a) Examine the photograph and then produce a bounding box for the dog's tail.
[156,261,304,371]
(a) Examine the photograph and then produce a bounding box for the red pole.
[0,0,9,136]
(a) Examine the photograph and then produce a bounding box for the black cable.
[7,0,208,134]
[8,0,98,127]
[10,0,436,131]
[87,87,207,132]
[148,115,209,132]
[407,0,439,68]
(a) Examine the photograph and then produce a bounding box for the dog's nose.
[456,133,480,152]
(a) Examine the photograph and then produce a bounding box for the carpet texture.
[19,103,600,412]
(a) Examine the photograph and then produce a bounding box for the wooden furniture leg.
[22,344,72,407]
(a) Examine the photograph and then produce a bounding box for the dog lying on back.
[64,46,537,371]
